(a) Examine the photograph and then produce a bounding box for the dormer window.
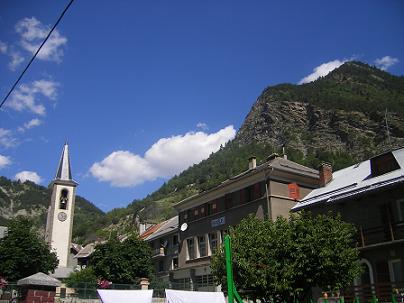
[60,189,69,210]
[370,152,400,177]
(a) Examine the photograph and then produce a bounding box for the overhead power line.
[0,0,75,110]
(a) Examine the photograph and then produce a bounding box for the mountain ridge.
[1,61,403,238]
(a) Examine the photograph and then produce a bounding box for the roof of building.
[139,223,162,240]
[175,155,319,209]
[292,147,404,211]
[17,272,61,287]
[50,266,75,279]
[56,143,72,181]
[143,216,178,241]
[74,243,95,259]
[71,243,83,254]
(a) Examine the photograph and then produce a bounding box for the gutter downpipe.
[265,167,274,221]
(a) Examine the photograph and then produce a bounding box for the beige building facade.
[170,154,319,290]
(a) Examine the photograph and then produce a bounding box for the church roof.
[56,143,72,181]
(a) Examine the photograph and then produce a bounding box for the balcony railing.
[358,221,404,248]
[342,281,404,303]
[152,247,165,258]
[152,244,179,258]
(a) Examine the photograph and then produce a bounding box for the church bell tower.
[45,143,78,269]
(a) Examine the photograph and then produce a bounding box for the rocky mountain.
[0,176,106,243]
[236,61,404,160]
[122,61,404,224]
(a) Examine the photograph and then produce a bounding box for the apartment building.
[171,154,320,290]
[292,147,404,302]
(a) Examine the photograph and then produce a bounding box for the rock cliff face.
[236,62,404,160]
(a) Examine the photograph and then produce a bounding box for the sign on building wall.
[211,217,225,228]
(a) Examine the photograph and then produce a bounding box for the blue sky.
[0,0,403,212]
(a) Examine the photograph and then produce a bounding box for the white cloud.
[0,155,11,169]
[7,79,59,115]
[25,118,42,129]
[14,171,42,184]
[15,17,67,62]
[196,122,208,130]
[0,40,25,71]
[299,59,347,84]
[0,41,7,53]
[374,56,399,71]
[0,128,18,148]
[18,118,43,132]
[90,125,236,187]
[8,51,25,71]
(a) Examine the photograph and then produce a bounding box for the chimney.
[139,223,146,235]
[282,145,287,160]
[249,156,257,170]
[319,162,333,186]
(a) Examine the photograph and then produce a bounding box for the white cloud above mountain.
[374,56,399,71]
[14,171,42,184]
[0,128,18,148]
[299,59,347,84]
[0,155,11,169]
[90,125,236,187]
[7,79,59,115]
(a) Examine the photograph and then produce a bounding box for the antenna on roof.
[385,108,392,148]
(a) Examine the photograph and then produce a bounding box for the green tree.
[0,217,59,281]
[90,234,153,284]
[65,267,98,297]
[211,213,361,302]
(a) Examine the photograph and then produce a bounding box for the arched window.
[59,189,69,210]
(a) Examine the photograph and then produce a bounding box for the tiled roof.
[139,223,162,239]
[292,147,404,211]
[144,216,178,241]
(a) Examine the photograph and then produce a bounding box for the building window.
[182,211,188,221]
[195,275,214,288]
[209,233,218,254]
[209,201,218,215]
[172,257,179,269]
[200,205,206,217]
[194,208,199,218]
[389,259,402,283]
[187,238,195,260]
[198,235,207,257]
[225,194,233,210]
[59,189,69,210]
[158,260,164,272]
[397,199,404,221]
[232,191,240,206]
[173,234,179,246]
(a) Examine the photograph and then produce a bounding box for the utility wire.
[0,0,75,110]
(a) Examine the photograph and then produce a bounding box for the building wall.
[300,185,404,285]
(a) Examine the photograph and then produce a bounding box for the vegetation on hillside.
[262,61,404,114]
[0,177,106,243]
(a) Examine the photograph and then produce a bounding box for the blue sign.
[211,216,225,228]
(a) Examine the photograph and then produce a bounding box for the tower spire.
[55,142,72,181]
